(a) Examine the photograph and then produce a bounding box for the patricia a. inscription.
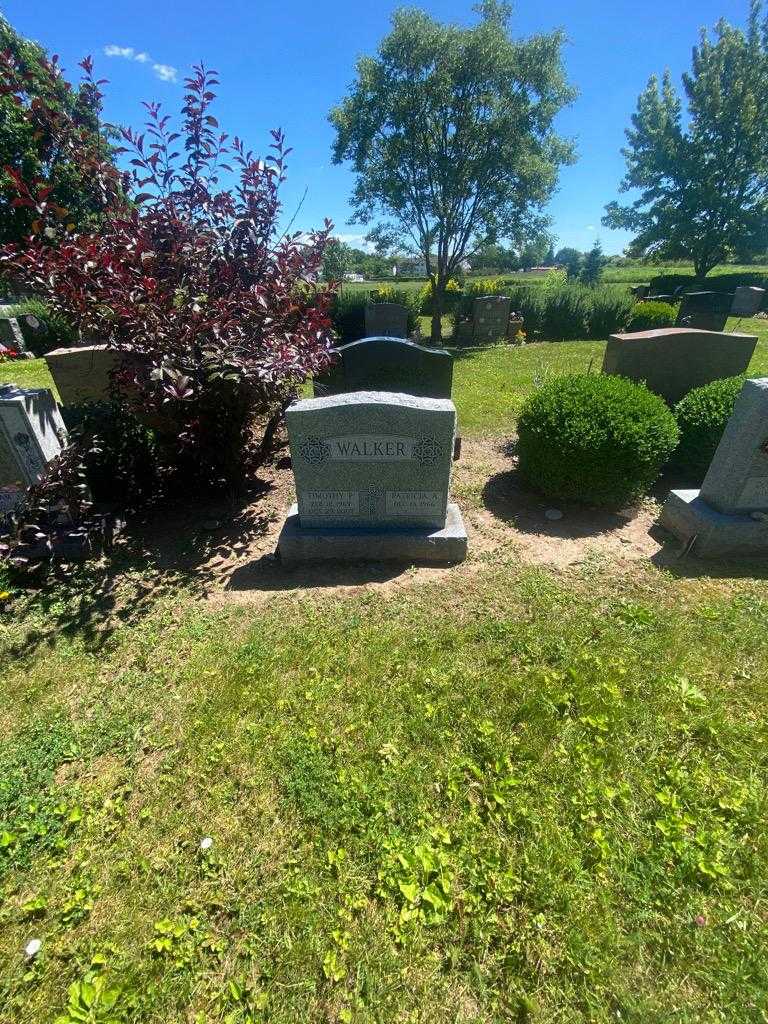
[298,434,441,467]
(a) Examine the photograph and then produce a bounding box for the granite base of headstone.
[0,384,67,511]
[659,378,768,558]
[472,296,511,345]
[603,328,758,404]
[45,344,123,406]
[313,337,453,399]
[364,303,410,339]
[277,390,468,565]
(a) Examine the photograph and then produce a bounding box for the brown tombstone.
[602,328,758,405]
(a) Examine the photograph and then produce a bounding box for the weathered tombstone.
[472,295,511,345]
[675,291,731,332]
[277,390,467,563]
[659,378,768,557]
[364,302,410,339]
[602,328,758,405]
[313,337,453,400]
[45,345,122,406]
[0,316,28,354]
[731,286,765,318]
[0,385,66,511]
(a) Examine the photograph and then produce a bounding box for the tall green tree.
[0,16,117,247]
[321,237,351,282]
[579,239,606,286]
[603,2,768,279]
[329,1,575,342]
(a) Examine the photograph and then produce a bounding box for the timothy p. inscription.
[286,390,456,529]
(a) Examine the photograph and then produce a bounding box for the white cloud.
[152,63,178,83]
[103,45,178,83]
[104,45,135,59]
[586,224,595,231]
[337,232,372,251]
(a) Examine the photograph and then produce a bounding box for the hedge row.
[649,271,768,304]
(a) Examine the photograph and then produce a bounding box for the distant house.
[344,272,365,283]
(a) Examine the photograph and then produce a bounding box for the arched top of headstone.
[315,335,453,400]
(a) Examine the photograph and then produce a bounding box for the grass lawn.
[2,327,768,1022]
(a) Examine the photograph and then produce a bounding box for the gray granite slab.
[277,501,467,565]
[659,488,768,559]
[472,296,511,345]
[675,291,732,332]
[0,384,67,509]
[364,303,409,339]
[731,286,765,317]
[313,336,453,400]
[0,316,27,353]
[602,328,758,404]
[286,390,456,529]
[699,378,768,514]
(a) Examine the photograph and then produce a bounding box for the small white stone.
[750,511,768,522]
[24,938,42,959]
[545,508,564,521]
[199,836,213,851]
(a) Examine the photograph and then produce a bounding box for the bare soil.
[121,437,689,607]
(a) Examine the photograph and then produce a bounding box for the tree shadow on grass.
[4,477,279,663]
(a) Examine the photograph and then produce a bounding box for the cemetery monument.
[659,377,768,558]
[313,336,453,399]
[364,302,410,339]
[602,328,758,404]
[277,390,467,564]
[0,384,66,511]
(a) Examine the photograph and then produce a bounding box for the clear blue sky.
[2,0,750,255]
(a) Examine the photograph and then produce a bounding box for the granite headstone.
[472,296,511,345]
[731,286,765,318]
[277,390,467,563]
[602,328,758,404]
[0,316,27,354]
[313,337,453,400]
[364,303,409,339]
[675,291,732,332]
[659,378,768,557]
[45,344,123,406]
[0,384,67,511]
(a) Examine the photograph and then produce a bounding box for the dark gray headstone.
[364,303,409,339]
[313,336,453,400]
[603,328,758,404]
[472,296,511,345]
[675,291,732,332]
[731,286,765,318]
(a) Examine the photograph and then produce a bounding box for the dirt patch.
[186,437,678,604]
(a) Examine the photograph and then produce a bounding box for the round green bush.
[517,374,679,509]
[673,375,746,476]
[627,300,678,332]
